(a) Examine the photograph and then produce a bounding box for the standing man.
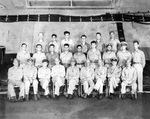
[74,45,86,69]
[107,58,121,99]
[51,58,65,99]
[23,58,38,101]
[66,58,80,99]
[132,40,145,93]
[87,41,101,69]
[46,44,59,69]
[16,43,30,68]
[47,34,61,54]
[117,41,132,68]
[107,31,120,52]
[61,31,74,52]
[38,59,51,99]
[80,60,95,98]
[79,35,90,56]
[103,44,117,68]
[8,58,25,102]
[34,32,47,53]
[121,61,137,100]
[32,44,46,68]
[95,32,104,53]
[60,43,73,68]
[94,60,107,100]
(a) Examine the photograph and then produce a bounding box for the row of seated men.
[8,54,139,102]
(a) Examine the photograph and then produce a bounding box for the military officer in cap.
[117,41,132,68]
[107,58,121,99]
[80,59,95,98]
[23,58,38,101]
[66,58,80,99]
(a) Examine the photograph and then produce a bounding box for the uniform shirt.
[74,52,86,64]
[80,66,94,80]
[87,49,101,62]
[103,51,117,64]
[16,51,30,64]
[95,66,107,80]
[8,66,23,81]
[60,51,72,64]
[48,40,61,54]
[132,49,146,68]
[23,65,37,80]
[34,40,47,53]
[79,42,90,53]
[61,39,74,52]
[107,65,121,78]
[51,64,65,78]
[117,50,132,67]
[96,40,104,52]
[38,67,51,79]
[66,66,79,80]
[121,66,137,83]
[33,52,46,67]
[46,52,59,68]
[107,39,120,52]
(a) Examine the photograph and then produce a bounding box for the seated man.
[7,58,25,102]
[51,58,65,99]
[23,58,38,101]
[107,58,121,100]
[80,60,95,98]
[33,44,46,68]
[38,59,51,99]
[121,61,137,100]
[94,60,107,100]
[66,58,79,99]
[74,45,86,69]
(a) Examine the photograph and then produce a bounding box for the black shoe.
[99,94,103,100]
[122,94,126,100]
[10,96,17,103]
[54,95,59,100]
[83,93,87,99]
[131,94,135,100]
[44,95,50,100]
[109,93,114,100]
[18,96,24,102]
[88,94,92,98]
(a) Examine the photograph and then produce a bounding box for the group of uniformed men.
[7,31,146,102]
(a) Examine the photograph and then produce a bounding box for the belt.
[133,62,141,64]
[77,63,84,65]
[90,61,98,63]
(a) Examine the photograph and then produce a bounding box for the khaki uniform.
[87,49,101,69]
[103,51,117,68]
[60,52,72,68]
[74,52,86,69]
[61,39,74,52]
[16,51,30,68]
[46,52,59,69]
[23,65,38,95]
[107,65,121,93]
[66,66,80,95]
[38,67,51,95]
[33,52,46,68]
[121,66,137,94]
[117,50,132,68]
[80,67,94,95]
[8,66,24,98]
[52,64,65,96]
[94,66,107,94]
[132,49,146,92]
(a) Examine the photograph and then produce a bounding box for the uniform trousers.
[39,78,50,95]
[67,78,79,95]
[94,78,105,94]
[108,77,120,93]
[82,78,94,95]
[8,80,25,98]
